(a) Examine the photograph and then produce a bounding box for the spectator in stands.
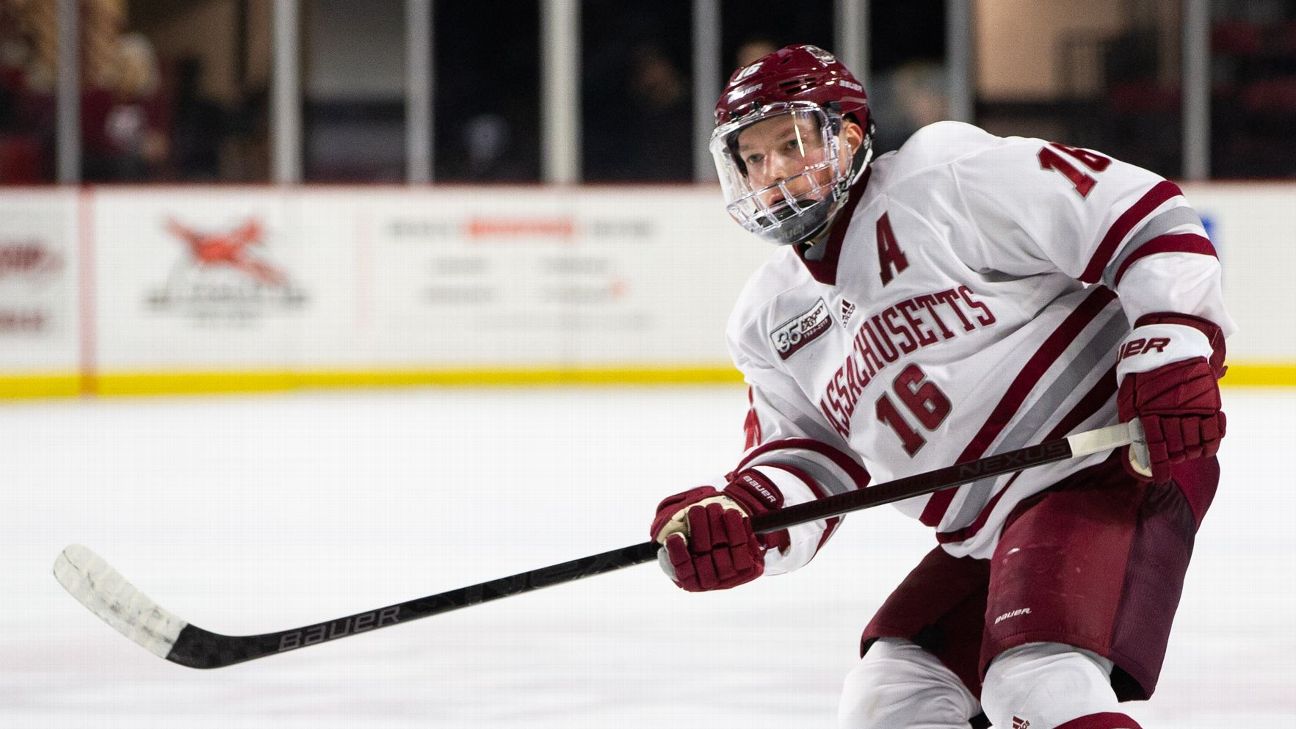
[0,0,55,182]
[82,33,170,181]
[871,60,950,154]
[585,41,689,180]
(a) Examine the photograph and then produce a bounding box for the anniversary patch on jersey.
[771,298,832,360]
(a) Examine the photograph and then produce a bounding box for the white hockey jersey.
[725,121,1233,565]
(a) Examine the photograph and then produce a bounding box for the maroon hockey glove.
[649,471,789,592]
[1117,357,1225,483]
[1116,313,1227,483]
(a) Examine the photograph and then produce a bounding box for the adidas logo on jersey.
[839,299,856,326]
[1011,718,1030,729]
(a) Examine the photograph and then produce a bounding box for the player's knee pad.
[837,637,979,729]
[981,642,1127,729]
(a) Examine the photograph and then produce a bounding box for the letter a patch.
[876,212,909,286]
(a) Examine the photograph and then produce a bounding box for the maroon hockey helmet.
[710,45,875,245]
[715,44,871,128]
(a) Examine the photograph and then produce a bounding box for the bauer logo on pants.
[771,298,831,360]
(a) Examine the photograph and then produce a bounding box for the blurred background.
[0,0,1291,396]
[2,0,1294,186]
[1,4,1294,726]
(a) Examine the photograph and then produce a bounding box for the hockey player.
[649,45,1231,729]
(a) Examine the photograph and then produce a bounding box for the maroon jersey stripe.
[736,437,871,490]
[935,474,1017,545]
[1080,180,1182,283]
[797,166,873,286]
[743,387,762,450]
[760,462,843,552]
[935,363,1118,543]
[1111,232,1217,286]
[1053,713,1143,729]
[919,286,1118,527]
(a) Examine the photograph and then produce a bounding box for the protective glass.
[710,103,853,245]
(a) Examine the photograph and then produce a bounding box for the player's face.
[735,113,861,207]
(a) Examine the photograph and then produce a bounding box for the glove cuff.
[723,469,790,552]
[1117,313,1226,385]
[723,469,785,516]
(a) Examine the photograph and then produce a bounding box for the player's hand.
[1115,313,1227,484]
[649,471,789,592]
[1118,357,1225,483]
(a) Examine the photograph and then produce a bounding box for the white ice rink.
[3,386,1293,727]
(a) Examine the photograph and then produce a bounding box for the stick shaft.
[166,540,661,668]
[751,423,1131,533]
[61,423,1135,668]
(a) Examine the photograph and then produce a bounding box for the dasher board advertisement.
[89,187,766,375]
[305,187,769,368]
[2,183,1290,396]
[1182,183,1296,362]
[0,190,79,375]
[90,189,319,372]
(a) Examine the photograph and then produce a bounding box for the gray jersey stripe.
[758,388,859,453]
[1102,206,1203,288]
[946,308,1127,528]
[747,452,854,496]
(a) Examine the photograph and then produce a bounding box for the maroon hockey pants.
[860,453,1218,701]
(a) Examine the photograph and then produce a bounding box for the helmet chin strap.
[843,131,873,188]
[797,222,834,258]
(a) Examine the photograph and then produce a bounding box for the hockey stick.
[54,420,1145,669]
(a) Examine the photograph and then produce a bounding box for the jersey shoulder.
[875,121,1035,183]
[726,246,811,335]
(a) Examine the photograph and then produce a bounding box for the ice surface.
[1,386,1292,727]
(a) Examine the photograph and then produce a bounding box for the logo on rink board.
[147,217,306,324]
[0,238,66,335]
[0,239,62,283]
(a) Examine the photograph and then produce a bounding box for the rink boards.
[0,184,1290,397]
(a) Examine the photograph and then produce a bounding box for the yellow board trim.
[91,365,747,397]
[1,362,1292,399]
[1220,362,1296,388]
[0,373,82,399]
